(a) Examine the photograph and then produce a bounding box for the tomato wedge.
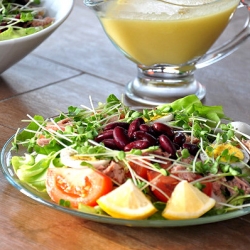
[128,160,148,179]
[147,171,213,203]
[147,170,180,202]
[46,167,113,208]
[194,175,213,197]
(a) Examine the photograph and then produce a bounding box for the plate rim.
[1,130,250,228]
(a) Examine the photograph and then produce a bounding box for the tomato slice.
[46,167,113,208]
[147,170,180,202]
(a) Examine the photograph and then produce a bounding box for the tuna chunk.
[102,161,126,184]
[170,165,197,182]
[32,17,54,27]
[242,139,250,151]
[227,176,250,196]
[36,137,50,147]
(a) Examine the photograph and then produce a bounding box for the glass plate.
[1,131,250,228]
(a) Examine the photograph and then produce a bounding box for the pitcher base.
[125,78,206,105]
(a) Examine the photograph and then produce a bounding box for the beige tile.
[0,54,80,100]
[0,73,133,129]
[32,0,137,83]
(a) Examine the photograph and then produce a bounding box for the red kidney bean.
[95,129,114,143]
[139,124,156,136]
[173,143,181,150]
[124,140,151,151]
[113,126,131,150]
[103,122,130,131]
[183,143,199,156]
[127,118,145,138]
[133,130,157,146]
[173,132,186,147]
[102,139,119,150]
[152,122,174,138]
[159,134,176,158]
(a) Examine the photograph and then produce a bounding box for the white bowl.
[0,0,74,74]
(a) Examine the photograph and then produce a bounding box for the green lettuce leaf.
[0,26,43,41]
[157,94,228,124]
[33,139,63,155]
[17,115,45,141]
[11,152,56,192]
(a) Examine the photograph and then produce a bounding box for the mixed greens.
[9,94,250,219]
[0,0,54,41]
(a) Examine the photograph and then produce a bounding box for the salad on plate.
[7,94,250,221]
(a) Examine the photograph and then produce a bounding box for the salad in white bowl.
[0,0,74,73]
[5,94,250,222]
[0,0,54,41]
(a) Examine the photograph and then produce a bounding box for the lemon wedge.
[97,179,157,220]
[162,180,216,220]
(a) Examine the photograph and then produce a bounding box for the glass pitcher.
[83,0,250,105]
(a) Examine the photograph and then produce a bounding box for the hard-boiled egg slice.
[147,113,174,124]
[60,148,110,169]
[200,143,249,169]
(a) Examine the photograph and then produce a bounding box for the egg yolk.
[144,114,169,122]
[208,143,244,163]
[72,155,95,161]
[143,114,161,122]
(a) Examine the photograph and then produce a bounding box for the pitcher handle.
[196,1,250,69]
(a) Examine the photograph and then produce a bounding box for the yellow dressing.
[100,0,239,66]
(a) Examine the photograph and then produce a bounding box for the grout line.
[0,73,83,103]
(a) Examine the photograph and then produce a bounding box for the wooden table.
[1,1,250,249]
